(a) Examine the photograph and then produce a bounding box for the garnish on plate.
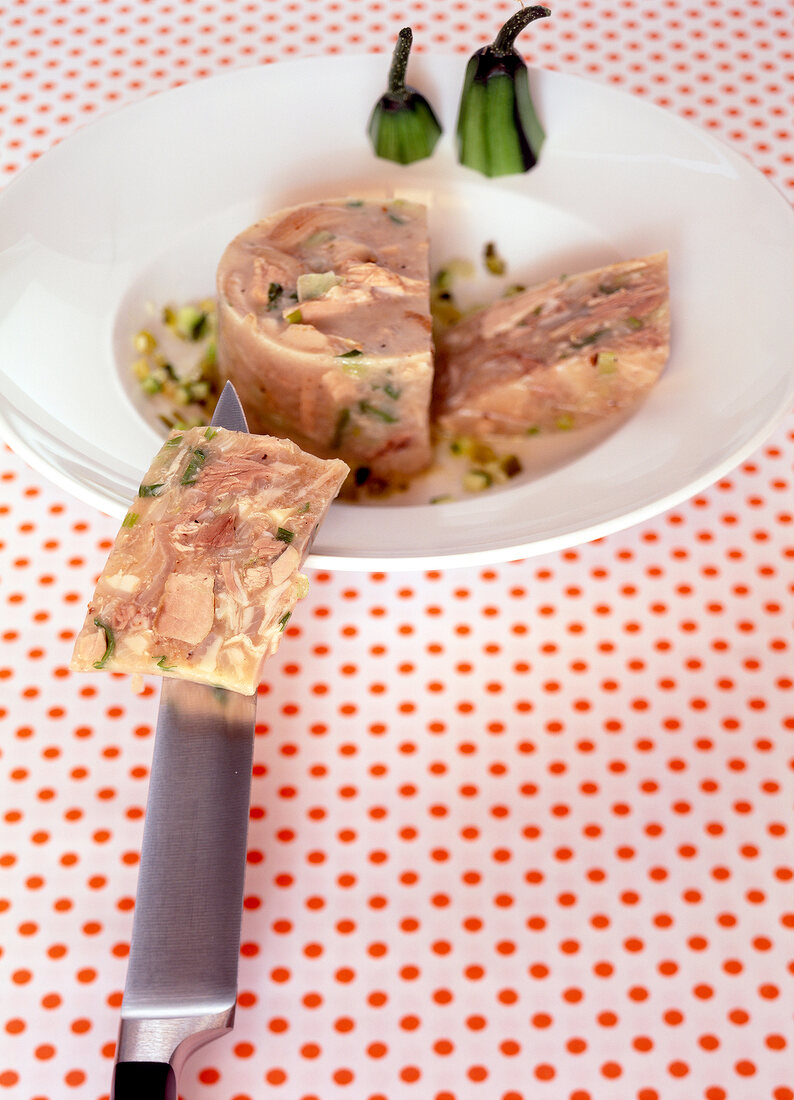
[368,27,442,165]
[456,5,551,177]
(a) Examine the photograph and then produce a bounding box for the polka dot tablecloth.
[1,2,793,1099]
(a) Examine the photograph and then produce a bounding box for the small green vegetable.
[276,527,295,544]
[181,447,207,485]
[174,305,208,341]
[278,612,292,632]
[626,316,644,330]
[204,427,218,440]
[596,351,619,374]
[383,382,401,400]
[331,407,350,448]
[463,468,493,493]
[336,349,363,359]
[297,271,341,302]
[456,5,551,177]
[571,329,608,348]
[359,400,398,423]
[368,27,442,165]
[267,282,283,310]
[165,435,183,447]
[92,618,115,669]
[121,512,139,528]
[138,482,164,497]
[285,308,303,324]
[484,241,507,276]
[155,655,176,671]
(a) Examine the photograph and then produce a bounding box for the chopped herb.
[555,413,575,431]
[596,351,619,374]
[501,454,522,478]
[359,400,398,423]
[430,494,455,504]
[626,316,644,330]
[347,200,364,207]
[532,304,543,316]
[285,308,303,324]
[141,375,163,395]
[138,482,164,497]
[570,329,608,348]
[155,655,176,671]
[598,283,620,295]
[298,502,311,514]
[204,427,217,440]
[463,468,493,492]
[303,229,335,248]
[383,382,402,400]
[278,612,292,632]
[388,211,406,224]
[92,618,115,669]
[121,512,139,528]
[336,349,363,359]
[267,282,283,310]
[181,447,207,485]
[354,466,371,486]
[484,241,507,276]
[526,426,541,436]
[331,407,350,448]
[276,527,295,544]
[297,271,341,301]
[165,435,183,446]
[174,305,208,341]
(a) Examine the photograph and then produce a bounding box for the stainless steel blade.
[114,384,256,1081]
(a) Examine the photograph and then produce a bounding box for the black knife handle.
[111,1061,177,1100]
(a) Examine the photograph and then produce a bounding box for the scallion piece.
[368,27,442,165]
[181,447,207,485]
[278,612,292,632]
[92,618,115,669]
[276,527,295,544]
[121,512,139,528]
[456,6,550,177]
[138,483,164,497]
[359,400,398,423]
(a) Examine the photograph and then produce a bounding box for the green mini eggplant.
[368,27,442,165]
[457,5,551,177]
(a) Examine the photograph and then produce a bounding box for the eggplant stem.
[388,27,413,95]
[492,5,551,55]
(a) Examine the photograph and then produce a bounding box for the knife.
[111,382,257,1100]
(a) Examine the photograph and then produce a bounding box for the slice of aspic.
[216,198,434,485]
[433,252,670,437]
[71,427,348,695]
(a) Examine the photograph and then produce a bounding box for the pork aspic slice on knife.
[71,427,348,695]
[216,198,434,486]
[433,251,670,438]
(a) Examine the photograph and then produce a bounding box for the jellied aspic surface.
[71,427,348,695]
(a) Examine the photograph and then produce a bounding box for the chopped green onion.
[570,329,608,348]
[383,382,401,400]
[359,400,398,423]
[267,282,283,310]
[297,271,341,301]
[141,375,163,395]
[204,427,218,440]
[278,612,292,632]
[463,469,493,492]
[298,502,311,514]
[303,230,335,248]
[276,527,295,544]
[174,305,208,341]
[596,351,619,374]
[92,618,115,669]
[181,447,207,485]
[336,349,363,359]
[155,655,176,671]
[484,241,507,276]
[165,435,183,446]
[285,308,303,324]
[121,512,139,528]
[626,316,644,330]
[138,482,164,497]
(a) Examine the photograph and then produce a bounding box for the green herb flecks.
[571,329,608,349]
[276,527,295,544]
[267,282,283,310]
[336,349,363,359]
[155,655,177,671]
[138,483,164,498]
[181,447,207,485]
[121,512,139,528]
[278,612,292,632]
[368,27,442,165]
[484,241,507,276]
[359,400,398,423]
[92,618,115,669]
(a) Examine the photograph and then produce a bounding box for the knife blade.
[111,383,257,1100]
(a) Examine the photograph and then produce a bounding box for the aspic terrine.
[433,252,670,437]
[216,198,434,483]
[70,427,348,695]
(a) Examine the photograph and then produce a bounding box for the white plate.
[1,56,792,570]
